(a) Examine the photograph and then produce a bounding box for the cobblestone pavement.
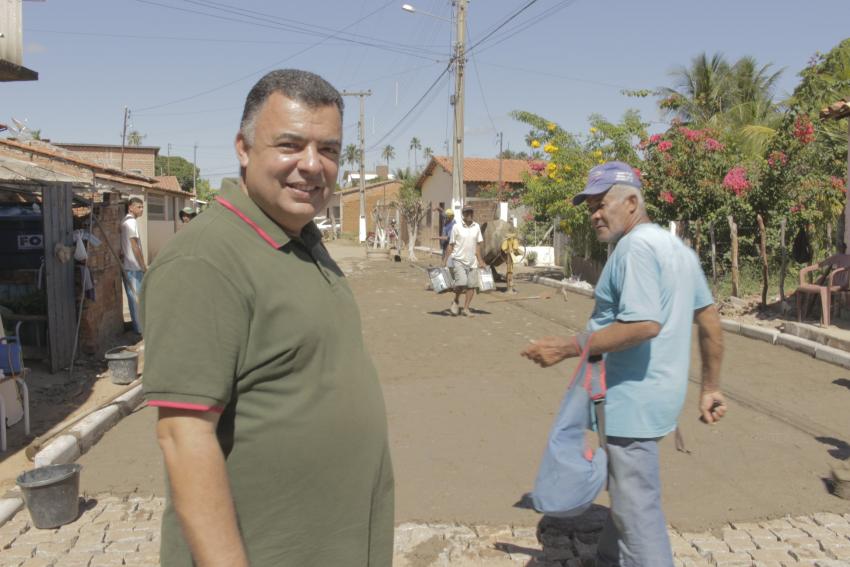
[3,496,850,566]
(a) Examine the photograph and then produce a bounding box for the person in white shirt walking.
[443,205,486,317]
[121,197,146,334]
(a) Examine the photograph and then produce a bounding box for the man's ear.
[627,194,639,214]
[235,132,250,168]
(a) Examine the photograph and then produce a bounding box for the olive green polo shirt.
[141,182,394,567]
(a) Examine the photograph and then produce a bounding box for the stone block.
[33,435,80,467]
[720,319,742,334]
[814,513,848,528]
[740,324,779,344]
[0,498,24,529]
[770,527,808,540]
[706,550,752,566]
[814,345,850,369]
[760,519,794,530]
[693,539,729,557]
[748,548,792,563]
[776,333,818,356]
[71,406,123,453]
[725,538,756,553]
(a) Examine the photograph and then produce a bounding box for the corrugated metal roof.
[0,154,88,185]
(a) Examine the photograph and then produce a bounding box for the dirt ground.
[70,240,850,532]
[0,329,143,495]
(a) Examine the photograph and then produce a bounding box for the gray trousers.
[596,436,674,567]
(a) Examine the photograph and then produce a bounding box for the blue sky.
[5,0,849,186]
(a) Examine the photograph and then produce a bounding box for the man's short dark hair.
[240,69,344,144]
[127,197,143,208]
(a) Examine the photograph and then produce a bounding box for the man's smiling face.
[236,92,342,234]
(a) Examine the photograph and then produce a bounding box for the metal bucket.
[104,347,138,385]
[16,464,82,529]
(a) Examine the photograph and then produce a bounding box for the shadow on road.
[494,504,611,566]
[816,436,850,460]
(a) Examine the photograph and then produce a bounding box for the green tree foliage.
[511,110,647,260]
[155,155,196,192]
[393,175,426,260]
[659,53,783,156]
[196,178,217,204]
[126,130,146,146]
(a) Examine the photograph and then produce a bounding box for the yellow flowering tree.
[511,109,647,259]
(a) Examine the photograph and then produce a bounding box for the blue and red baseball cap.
[572,161,642,205]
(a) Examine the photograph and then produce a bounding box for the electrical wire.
[468,0,577,56]
[465,21,497,134]
[133,0,442,59]
[367,64,452,151]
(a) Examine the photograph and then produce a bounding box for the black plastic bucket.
[104,346,139,385]
[16,464,82,529]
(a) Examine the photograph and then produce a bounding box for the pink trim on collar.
[217,196,281,249]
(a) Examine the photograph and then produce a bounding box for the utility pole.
[120,106,129,170]
[450,0,467,214]
[497,131,503,193]
[192,143,198,195]
[341,90,372,243]
[167,143,171,175]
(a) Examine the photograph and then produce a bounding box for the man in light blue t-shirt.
[522,161,726,567]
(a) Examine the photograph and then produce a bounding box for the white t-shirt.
[121,214,143,271]
[449,221,483,268]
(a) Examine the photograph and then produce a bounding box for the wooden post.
[42,183,77,373]
[727,215,739,297]
[710,221,717,289]
[694,219,702,257]
[757,214,769,308]
[779,217,788,305]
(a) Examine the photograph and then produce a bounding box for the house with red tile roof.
[415,155,531,250]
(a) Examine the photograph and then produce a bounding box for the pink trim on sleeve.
[147,400,224,414]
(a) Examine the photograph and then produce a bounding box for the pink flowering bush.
[657,140,673,152]
[793,115,815,145]
[704,138,724,152]
[722,167,750,197]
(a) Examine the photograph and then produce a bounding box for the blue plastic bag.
[531,333,607,517]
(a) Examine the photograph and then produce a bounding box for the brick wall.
[57,145,157,177]
[74,201,125,355]
[340,181,401,235]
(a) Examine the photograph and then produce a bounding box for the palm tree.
[381,145,395,172]
[422,146,434,163]
[409,137,422,172]
[660,53,732,126]
[659,52,783,156]
[343,143,358,169]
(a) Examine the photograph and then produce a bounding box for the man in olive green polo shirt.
[141,69,394,567]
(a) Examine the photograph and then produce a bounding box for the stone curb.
[531,275,595,298]
[0,382,145,528]
[0,496,23,529]
[34,382,144,467]
[532,277,850,369]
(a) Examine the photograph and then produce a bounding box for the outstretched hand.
[699,391,727,424]
[521,336,576,368]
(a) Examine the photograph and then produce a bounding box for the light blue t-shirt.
[587,223,713,438]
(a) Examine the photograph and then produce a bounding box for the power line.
[130,0,422,112]
[465,22,497,134]
[133,0,442,59]
[465,0,541,53]
[367,64,452,151]
[468,0,577,56]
